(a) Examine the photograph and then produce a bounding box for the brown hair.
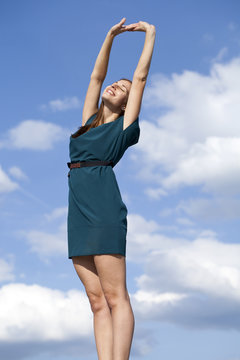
[71,78,132,138]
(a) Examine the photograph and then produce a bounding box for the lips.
[106,89,115,96]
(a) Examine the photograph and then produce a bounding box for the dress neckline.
[70,115,123,140]
[97,114,123,128]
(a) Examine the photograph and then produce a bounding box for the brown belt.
[67,160,114,177]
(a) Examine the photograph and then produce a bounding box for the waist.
[67,160,114,170]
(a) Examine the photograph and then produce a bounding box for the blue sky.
[1,0,240,359]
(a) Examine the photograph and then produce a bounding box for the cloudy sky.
[1,1,240,359]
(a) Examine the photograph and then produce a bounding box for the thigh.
[72,255,104,297]
[93,254,128,298]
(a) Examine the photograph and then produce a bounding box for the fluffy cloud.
[0,120,69,150]
[22,224,67,260]
[0,282,156,359]
[0,165,19,193]
[137,57,240,196]
[0,283,92,342]
[177,196,240,221]
[135,236,240,302]
[8,166,28,181]
[3,207,240,346]
[18,207,68,262]
[6,207,240,348]
[40,96,81,112]
[162,137,240,195]
[126,214,240,329]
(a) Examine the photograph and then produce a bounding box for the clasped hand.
[109,17,155,37]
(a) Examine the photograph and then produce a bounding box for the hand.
[108,17,140,37]
[124,21,156,33]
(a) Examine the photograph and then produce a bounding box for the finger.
[127,25,138,30]
[125,24,138,29]
[121,27,131,33]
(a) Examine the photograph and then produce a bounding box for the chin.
[102,94,114,104]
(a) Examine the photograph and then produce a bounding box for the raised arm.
[91,33,114,82]
[82,18,136,125]
[123,21,156,130]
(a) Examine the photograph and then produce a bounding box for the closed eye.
[115,82,126,92]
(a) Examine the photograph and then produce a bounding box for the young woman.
[67,17,156,360]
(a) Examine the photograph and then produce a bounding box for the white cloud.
[162,136,240,195]
[176,217,195,226]
[18,207,68,262]
[127,214,217,261]
[0,257,15,283]
[144,186,168,200]
[134,290,187,305]
[12,210,240,332]
[21,222,67,262]
[40,96,81,112]
[0,282,157,359]
[125,213,240,329]
[0,120,69,150]
[159,207,175,217]
[8,166,28,181]
[44,206,68,221]
[177,196,240,221]
[135,236,240,302]
[0,283,92,342]
[0,165,19,193]
[137,57,240,197]
[210,47,228,63]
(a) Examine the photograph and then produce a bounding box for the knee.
[104,290,130,309]
[87,292,110,314]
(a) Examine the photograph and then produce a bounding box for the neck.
[102,106,122,124]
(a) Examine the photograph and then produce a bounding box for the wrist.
[146,25,156,34]
[107,31,115,40]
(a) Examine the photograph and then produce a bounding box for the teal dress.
[67,112,140,259]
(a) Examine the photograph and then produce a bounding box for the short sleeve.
[122,116,140,147]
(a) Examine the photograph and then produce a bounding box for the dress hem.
[69,250,126,259]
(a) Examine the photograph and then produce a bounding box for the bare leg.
[92,295,113,359]
[94,254,135,360]
[111,294,135,360]
[72,255,113,360]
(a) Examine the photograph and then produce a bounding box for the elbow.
[91,72,105,82]
[133,74,148,82]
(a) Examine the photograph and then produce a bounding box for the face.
[102,79,131,112]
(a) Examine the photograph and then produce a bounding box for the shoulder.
[83,112,98,126]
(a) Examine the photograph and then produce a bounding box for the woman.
[67,18,156,360]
